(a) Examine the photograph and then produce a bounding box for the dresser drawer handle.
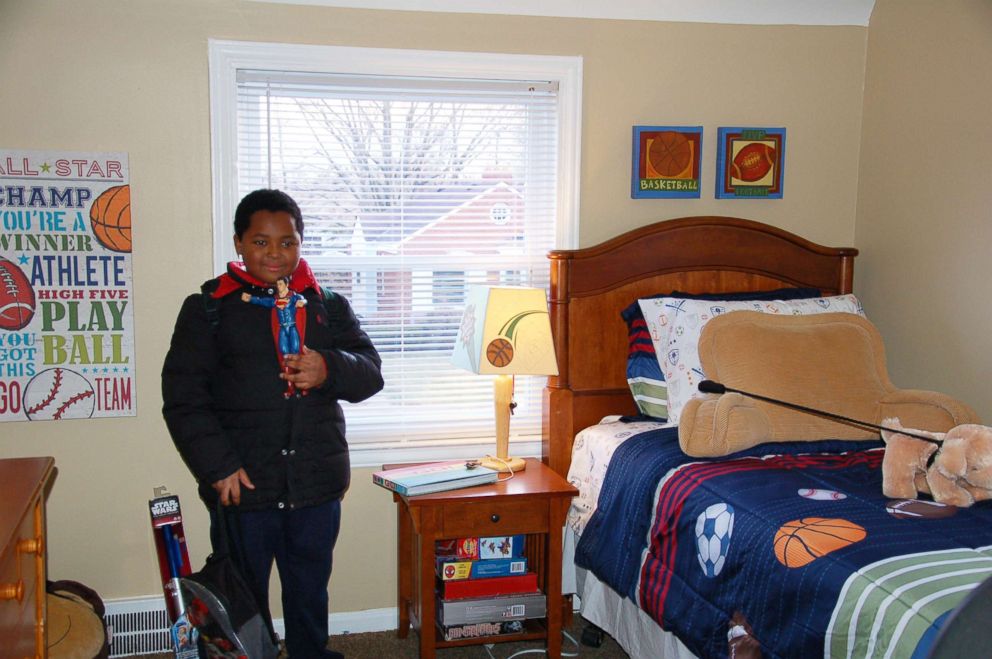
[18,536,43,555]
[490,514,500,523]
[0,580,24,602]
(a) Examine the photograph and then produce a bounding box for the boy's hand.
[281,346,328,390]
[212,468,255,506]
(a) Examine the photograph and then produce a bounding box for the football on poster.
[714,126,787,199]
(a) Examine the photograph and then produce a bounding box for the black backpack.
[179,505,280,659]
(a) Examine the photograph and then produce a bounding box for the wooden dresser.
[1,457,55,658]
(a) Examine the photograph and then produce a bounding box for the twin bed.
[540,217,992,658]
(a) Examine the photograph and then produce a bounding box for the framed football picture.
[631,125,703,199]
[715,127,786,199]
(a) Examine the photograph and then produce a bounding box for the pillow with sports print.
[622,287,821,420]
[637,294,864,424]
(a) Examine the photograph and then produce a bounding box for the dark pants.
[211,499,342,659]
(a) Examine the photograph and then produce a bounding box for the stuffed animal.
[927,424,992,507]
[882,419,992,507]
[880,417,945,500]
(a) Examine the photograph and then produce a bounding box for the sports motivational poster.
[715,127,786,199]
[631,125,703,199]
[0,149,135,422]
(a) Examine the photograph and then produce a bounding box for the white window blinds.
[226,54,573,461]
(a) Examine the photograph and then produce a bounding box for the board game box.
[438,572,539,600]
[438,620,526,641]
[437,592,547,626]
[436,534,525,560]
[436,556,528,581]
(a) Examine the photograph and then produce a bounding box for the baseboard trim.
[327,606,397,635]
[105,596,398,655]
[252,606,399,637]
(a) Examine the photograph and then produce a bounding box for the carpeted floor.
[325,616,628,658]
[135,615,630,658]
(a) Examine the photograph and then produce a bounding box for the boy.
[162,189,383,658]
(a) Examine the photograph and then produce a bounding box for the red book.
[438,572,539,600]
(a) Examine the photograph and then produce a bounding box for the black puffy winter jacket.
[161,262,383,511]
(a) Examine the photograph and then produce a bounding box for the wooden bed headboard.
[540,216,858,477]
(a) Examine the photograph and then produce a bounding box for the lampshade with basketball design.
[451,286,558,473]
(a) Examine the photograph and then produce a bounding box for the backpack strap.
[200,280,222,332]
[316,286,344,332]
[201,280,337,334]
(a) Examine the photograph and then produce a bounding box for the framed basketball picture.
[631,125,703,199]
[715,127,786,199]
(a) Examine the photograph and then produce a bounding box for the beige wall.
[857,0,992,421]
[0,0,867,616]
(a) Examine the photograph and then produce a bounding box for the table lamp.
[451,285,558,473]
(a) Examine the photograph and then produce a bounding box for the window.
[490,202,512,225]
[432,271,466,306]
[209,41,581,465]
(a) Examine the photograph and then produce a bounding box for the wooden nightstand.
[388,458,577,658]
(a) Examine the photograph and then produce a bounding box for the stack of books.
[372,460,498,497]
[434,534,546,641]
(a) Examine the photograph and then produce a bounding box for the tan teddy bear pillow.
[677,311,979,457]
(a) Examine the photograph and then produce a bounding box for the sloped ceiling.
[250,0,876,26]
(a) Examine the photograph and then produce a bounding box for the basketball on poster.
[631,125,703,199]
[0,149,136,422]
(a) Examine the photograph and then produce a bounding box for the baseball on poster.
[0,149,136,422]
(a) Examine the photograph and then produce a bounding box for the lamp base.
[480,455,527,474]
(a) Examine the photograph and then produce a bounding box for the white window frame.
[208,40,581,467]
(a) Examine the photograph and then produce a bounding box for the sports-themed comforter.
[574,426,992,658]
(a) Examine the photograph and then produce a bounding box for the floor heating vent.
[104,597,172,657]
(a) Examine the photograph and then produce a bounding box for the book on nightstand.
[438,572,539,600]
[438,620,526,642]
[372,460,498,497]
[437,592,547,626]
[436,535,525,560]
[436,555,529,580]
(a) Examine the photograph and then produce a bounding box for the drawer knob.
[0,580,24,602]
[490,514,500,523]
[18,536,43,555]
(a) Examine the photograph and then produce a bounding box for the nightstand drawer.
[442,499,548,536]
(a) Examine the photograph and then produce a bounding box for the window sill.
[349,437,543,469]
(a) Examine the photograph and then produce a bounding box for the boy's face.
[233,210,302,285]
